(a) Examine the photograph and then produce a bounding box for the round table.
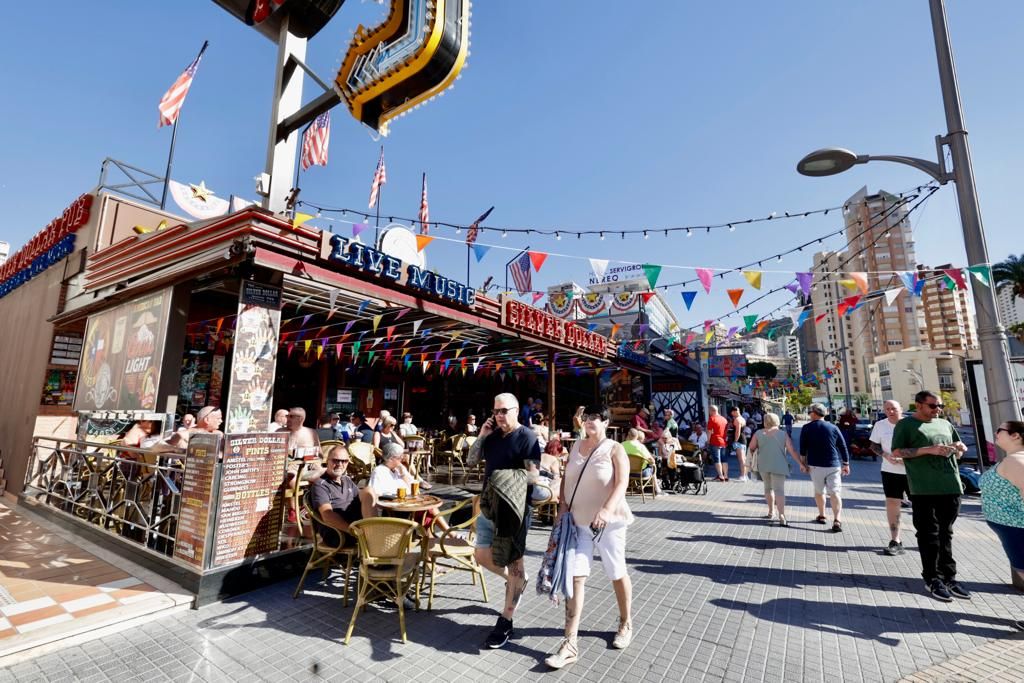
[377,494,444,515]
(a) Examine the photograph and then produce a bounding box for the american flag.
[368,147,386,209]
[464,206,494,245]
[418,173,430,235]
[509,250,532,295]
[300,112,330,170]
[158,42,208,128]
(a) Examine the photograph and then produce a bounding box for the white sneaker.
[612,619,632,649]
[545,637,579,669]
[737,476,750,482]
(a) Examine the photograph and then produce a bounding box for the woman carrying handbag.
[545,405,634,669]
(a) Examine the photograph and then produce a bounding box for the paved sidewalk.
[0,500,192,664]
[1,453,1022,682]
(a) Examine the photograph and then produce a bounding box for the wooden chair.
[421,496,488,610]
[434,435,467,484]
[345,517,422,644]
[281,461,309,539]
[627,453,656,503]
[293,497,358,605]
[461,436,484,484]
[532,481,559,526]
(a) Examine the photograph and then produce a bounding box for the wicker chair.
[434,435,467,484]
[532,481,559,525]
[293,496,358,606]
[421,496,488,610]
[627,453,656,503]
[346,442,379,485]
[320,439,344,460]
[345,517,422,644]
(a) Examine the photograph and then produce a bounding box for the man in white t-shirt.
[869,400,907,555]
[689,424,709,450]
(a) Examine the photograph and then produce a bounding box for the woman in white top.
[531,413,550,450]
[398,412,418,438]
[368,443,446,529]
[546,405,634,669]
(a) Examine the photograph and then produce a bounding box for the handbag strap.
[568,439,607,512]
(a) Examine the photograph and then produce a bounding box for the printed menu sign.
[224,283,281,433]
[211,433,288,567]
[173,433,222,568]
[75,288,171,411]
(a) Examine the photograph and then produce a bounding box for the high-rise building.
[996,284,1024,327]
[917,264,978,351]
[776,335,803,376]
[844,186,924,368]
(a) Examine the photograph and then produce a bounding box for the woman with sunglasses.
[980,420,1024,631]
[546,405,634,669]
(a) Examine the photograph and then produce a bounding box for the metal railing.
[24,437,186,558]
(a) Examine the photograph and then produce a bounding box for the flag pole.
[160,40,208,211]
[374,145,383,248]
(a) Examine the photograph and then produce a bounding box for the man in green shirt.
[891,389,970,603]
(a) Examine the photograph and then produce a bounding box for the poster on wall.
[173,433,221,568]
[708,353,748,378]
[211,432,288,568]
[224,282,282,433]
[75,289,172,411]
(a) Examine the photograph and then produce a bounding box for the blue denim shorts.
[475,511,531,548]
[708,445,727,464]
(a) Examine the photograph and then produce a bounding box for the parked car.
[848,418,877,460]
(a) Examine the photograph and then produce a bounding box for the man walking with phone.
[468,392,541,649]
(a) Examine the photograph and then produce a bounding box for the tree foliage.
[993,254,1024,299]
[786,387,814,412]
[940,390,961,416]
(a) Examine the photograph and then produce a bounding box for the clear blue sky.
[2,1,1021,332]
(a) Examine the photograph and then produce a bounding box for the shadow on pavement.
[709,596,1014,646]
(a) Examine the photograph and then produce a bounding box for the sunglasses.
[492,407,517,416]
[922,403,944,410]
[996,427,1011,435]
[329,458,350,465]
[583,414,606,422]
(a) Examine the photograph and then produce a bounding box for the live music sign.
[500,296,608,357]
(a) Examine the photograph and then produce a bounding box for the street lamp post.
[796,0,1022,435]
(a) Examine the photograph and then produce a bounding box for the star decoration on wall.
[190,181,215,202]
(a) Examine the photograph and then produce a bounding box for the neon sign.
[0,194,92,299]
[327,234,476,307]
[335,0,470,133]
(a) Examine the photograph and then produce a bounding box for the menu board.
[173,433,222,568]
[224,283,281,433]
[75,288,172,411]
[211,432,288,567]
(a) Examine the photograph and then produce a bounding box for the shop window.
[41,331,82,407]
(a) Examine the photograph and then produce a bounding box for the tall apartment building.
[997,284,1024,327]
[917,264,978,351]
[776,335,803,376]
[839,189,929,395]
[810,249,860,397]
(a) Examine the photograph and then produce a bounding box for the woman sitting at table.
[531,413,550,450]
[367,443,447,530]
[373,415,406,451]
[464,413,478,435]
[398,412,418,438]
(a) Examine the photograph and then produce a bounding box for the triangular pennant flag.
[352,341,361,356]
[473,359,482,373]
[942,274,957,290]
[967,265,991,287]
[528,251,548,272]
[386,326,396,341]
[743,314,758,331]
[471,244,491,262]
[789,307,807,329]
[303,339,312,354]
[287,341,295,357]
[412,319,422,335]
[589,258,609,281]
[685,332,695,345]
[848,272,869,295]
[796,272,814,297]
[301,314,312,328]
[704,329,714,343]
[642,264,662,290]
[797,308,812,328]
[838,295,861,317]
[215,317,225,334]
[637,323,649,337]
[681,291,697,310]
[292,212,314,229]
[884,288,903,306]
[943,268,967,290]
[415,234,434,252]
[784,282,800,295]
[531,292,544,304]
[704,320,714,332]
[727,288,744,308]
[741,271,762,290]
[372,314,382,332]
[839,278,858,291]
[696,268,714,294]
[328,288,340,310]
[395,308,410,320]
[899,272,918,293]
[639,292,656,305]
[914,278,925,297]
[357,300,370,315]
[352,223,368,238]
[344,320,356,334]
[334,343,342,358]
[316,344,323,359]
[610,323,622,339]
[814,313,828,324]
[726,326,738,339]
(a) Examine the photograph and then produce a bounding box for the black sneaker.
[945,580,972,600]
[485,616,513,649]
[884,541,905,556]
[928,578,953,602]
[1013,620,1024,632]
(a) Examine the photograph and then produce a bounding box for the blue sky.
[2,1,1021,332]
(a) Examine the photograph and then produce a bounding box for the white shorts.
[810,466,842,496]
[572,521,628,581]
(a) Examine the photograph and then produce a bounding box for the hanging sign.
[617,342,649,366]
[501,295,608,356]
[326,233,475,307]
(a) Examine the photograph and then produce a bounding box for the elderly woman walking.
[980,420,1024,631]
[545,405,634,669]
[748,413,801,526]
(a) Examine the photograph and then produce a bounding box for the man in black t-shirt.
[468,392,541,650]
[308,444,375,546]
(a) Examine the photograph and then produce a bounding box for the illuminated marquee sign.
[0,193,92,299]
[335,0,470,133]
[327,234,475,307]
[500,296,609,357]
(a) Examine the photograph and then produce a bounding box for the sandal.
[779,516,789,527]
[831,521,843,533]
[814,515,827,524]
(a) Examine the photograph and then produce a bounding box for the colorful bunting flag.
[292,212,314,229]
[727,288,744,308]
[528,251,548,272]
[352,223,368,238]
[642,264,662,290]
[531,292,544,304]
[796,272,813,297]
[681,291,697,310]
[900,272,918,293]
[471,244,491,262]
[415,234,434,252]
[884,288,902,306]
[942,268,967,290]
[848,272,869,295]
[967,265,991,286]
[696,268,713,294]
[743,314,758,331]
[742,271,762,290]
[372,314,382,332]
[589,258,609,281]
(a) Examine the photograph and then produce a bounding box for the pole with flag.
[158,40,208,210]
[368,146,386,245]
[464,206,494,284]
[418,173,430,235]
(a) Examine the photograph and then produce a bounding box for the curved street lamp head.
[796,148,863,177]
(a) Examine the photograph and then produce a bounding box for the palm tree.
[993,254,1024,299]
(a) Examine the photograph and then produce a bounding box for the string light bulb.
[555,232,561,240]
[643,231,649,239]
[687,229,692,238]
[600,232,605,240]
[502,230,507,238]
[728,224,735,232]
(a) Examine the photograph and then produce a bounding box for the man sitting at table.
[278,407,323,482]
[350,411,375,443]
[366,443,448,530]
[308,444,376,547]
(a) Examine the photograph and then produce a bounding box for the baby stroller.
[660,441,708,495]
